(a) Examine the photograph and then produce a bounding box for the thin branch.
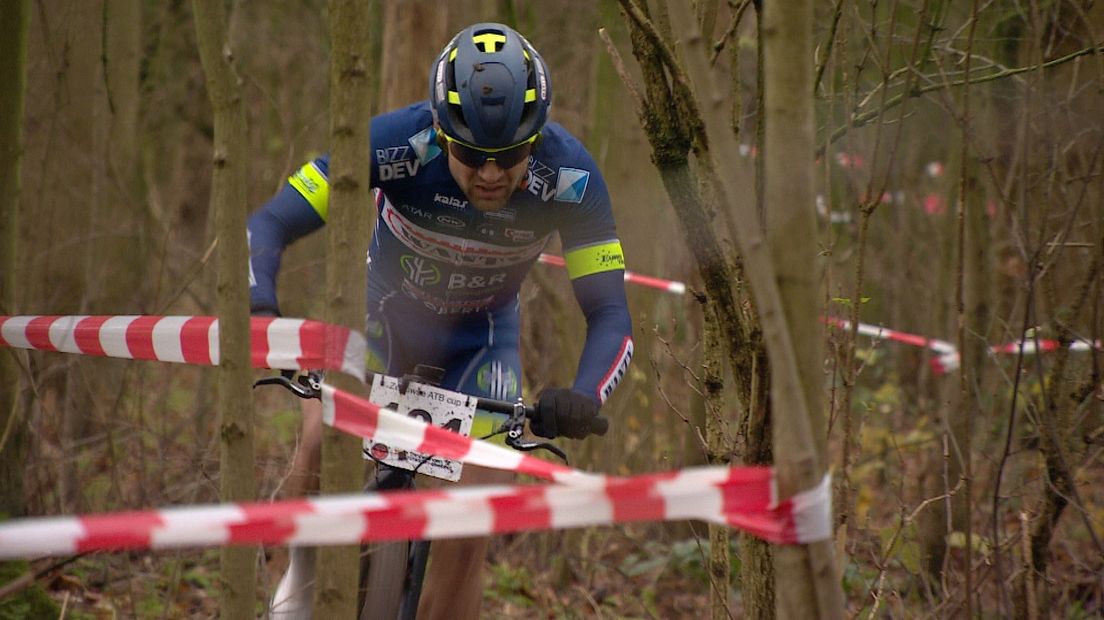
[822,43,1104,154]
[813,0,845,93]
[598,27,647,120]
[864,480,965,620]
[709,0,752,65]
[0,555,85,600]
[953,2,980,614]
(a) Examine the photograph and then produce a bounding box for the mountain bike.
[257,365,607,620]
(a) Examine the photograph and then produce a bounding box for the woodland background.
[1,0,1102,618]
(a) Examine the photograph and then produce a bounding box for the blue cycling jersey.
[248,101,633,404]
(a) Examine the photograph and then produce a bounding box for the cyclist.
[248,23,633,619]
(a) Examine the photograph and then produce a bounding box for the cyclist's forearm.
[247,183,326,313]
[570,271,634,404]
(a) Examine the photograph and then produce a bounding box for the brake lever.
[505,435,569,463]
[498,400,569,464]
[253,369,322,400]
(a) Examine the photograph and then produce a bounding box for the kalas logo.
[434,193,468,209]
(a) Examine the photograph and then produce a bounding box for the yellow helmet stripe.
[448,91,461,104]
[472,32,507,52]
[449,48,457,62]
[524,89,536,103]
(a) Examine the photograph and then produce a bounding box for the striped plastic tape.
[0,467,831,558]
[0,315,365,380]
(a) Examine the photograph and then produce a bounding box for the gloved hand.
[530,388,602,440]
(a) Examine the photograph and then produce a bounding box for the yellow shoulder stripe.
[564,240,625,279]
[288,162,330,221]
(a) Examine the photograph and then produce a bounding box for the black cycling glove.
[530,388,601,440]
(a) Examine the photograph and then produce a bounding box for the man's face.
[444,140,533,212]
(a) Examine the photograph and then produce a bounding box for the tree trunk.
[0,0,31,524]
[760,0,842,616]
[191,1,256,617]
[701,300,732,620]
[313,2,374,618]
[55,0,104,514]
[378,1,445,110]
[100,0,145,308]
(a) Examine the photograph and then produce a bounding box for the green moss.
[0,560,60,620]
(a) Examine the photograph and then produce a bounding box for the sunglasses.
[440,132,538,169]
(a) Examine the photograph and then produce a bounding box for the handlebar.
[253,368,607,461]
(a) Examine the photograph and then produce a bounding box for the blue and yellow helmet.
[429,23,552,149]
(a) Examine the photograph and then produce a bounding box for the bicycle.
[257,365,607,620]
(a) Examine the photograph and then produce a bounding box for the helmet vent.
[430,23,551,148]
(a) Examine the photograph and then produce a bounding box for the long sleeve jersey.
[248,101,633,404]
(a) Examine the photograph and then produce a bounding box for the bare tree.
[0,22,56,618]
[0,0,32,524]
[312,1,374,617]
[191,0,256,617]
[758,0,841,615]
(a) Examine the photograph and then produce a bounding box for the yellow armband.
[564,240,625,279]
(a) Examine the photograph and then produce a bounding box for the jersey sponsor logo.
[397,204,433,220]
[555,167,590,203]
[400,254,441,286]
[433,193,468,209]
[378,160,420,181]
[476,224,498,238]
[436,214,466,229]
[503,228,535,242]
[365,319,385,339]
[598,337,634,404]
[401,280,493,315]
[447,272,507,290]
[408,126,442,164]
[291,168,322,194]
[482,208,515,222]
[376,145,413,164]
[382,198,545,268]
[476,361,519,401]
[565,240,625,278]
[523,160,558,202]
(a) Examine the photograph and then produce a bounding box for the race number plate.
[363,374,477,482]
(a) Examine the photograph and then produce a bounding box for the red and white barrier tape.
[0,315,365,380]
[824,316,1101,373]
[320,384,593,485]
[825,317,956,356]
[0,467,830,558]
[537,254,686,295]
[931,337,1102,373]
[0,315,834,553]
